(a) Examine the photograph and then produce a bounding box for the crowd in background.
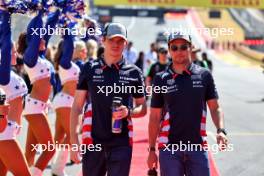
[13,45,213,97]
[0,3,216,174]
[12,17,214,97]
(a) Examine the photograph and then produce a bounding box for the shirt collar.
[99,56,126,70]
[168,63,193,79]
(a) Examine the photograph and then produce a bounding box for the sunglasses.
[160,51,168,54]
[170,45,189,52]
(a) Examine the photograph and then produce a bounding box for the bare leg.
[25,124,38,167]
[25,114,55,170]
[51,108,71,175]
[0,158,7,176]
[0,140,31,176]
[57,108,71,145]
[54,110,66,144]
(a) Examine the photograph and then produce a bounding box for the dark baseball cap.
[104,23,127,41]
[168,32,191,44]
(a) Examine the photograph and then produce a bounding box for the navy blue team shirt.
[151,63,219,146]
[77,57,145,147]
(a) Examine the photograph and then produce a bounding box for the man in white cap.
[70,22,147,176]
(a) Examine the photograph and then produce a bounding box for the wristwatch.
[148,147,156,152]
[217,128,227,135]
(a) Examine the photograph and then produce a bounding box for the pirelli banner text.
[94,0,264,9]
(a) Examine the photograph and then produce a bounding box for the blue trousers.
[159,149,210,176]
[82,145,132,176]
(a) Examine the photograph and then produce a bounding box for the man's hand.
[70,90,87,164]
[146,85,152,97]
[70,150,82,164]
[216,132,228,151]
[70,135,82,164]
[147,151,158,169]
[112,105,129,120]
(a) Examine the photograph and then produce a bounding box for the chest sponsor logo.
[119,76,138,81]
[95,68,103,75]
[93,75,104,82]
[119,70,130,76]
[167,79,175,86]
[119,80,130,84]
[119,74,138,84]
[166,84,178,93]
[191,75,202,80]
[192,80,203,88]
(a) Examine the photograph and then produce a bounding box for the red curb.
[209,151,221,176]
[130,111,221,176]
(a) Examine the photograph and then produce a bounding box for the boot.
[51,149,69,176]
[30,166,43,176]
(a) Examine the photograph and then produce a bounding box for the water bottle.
[112,97,122,134]
[0,88,8,132]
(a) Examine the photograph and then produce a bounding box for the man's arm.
[148,107,162,149]
[207,99,228,150]
[70,90,87,145]
[147,107,162,169]
[129,68,147,118]
[114,97,146,120]
[146,77,152,87]
[205,71,226,134]
[147,73,164,169]
[148,74,164,149]
[130,97,147,118]
[207,99,224,130]
[145,65,154,90]
[70,90,88,163]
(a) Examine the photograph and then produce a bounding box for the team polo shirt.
[77,57,145,147]
[151,63,218,148]
[147,62,169,81]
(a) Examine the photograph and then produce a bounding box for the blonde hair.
[73,40,87,60]
[86,39,98,59]
[74,40,86,52]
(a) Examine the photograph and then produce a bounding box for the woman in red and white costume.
[17,9,60,176]
[0,7,30,176]
[51,30,81,176]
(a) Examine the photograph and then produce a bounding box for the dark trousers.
[159,149,210,176]
[82,145,132,176]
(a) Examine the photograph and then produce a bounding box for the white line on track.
[127,17,136,32]
[228,132,264,136]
